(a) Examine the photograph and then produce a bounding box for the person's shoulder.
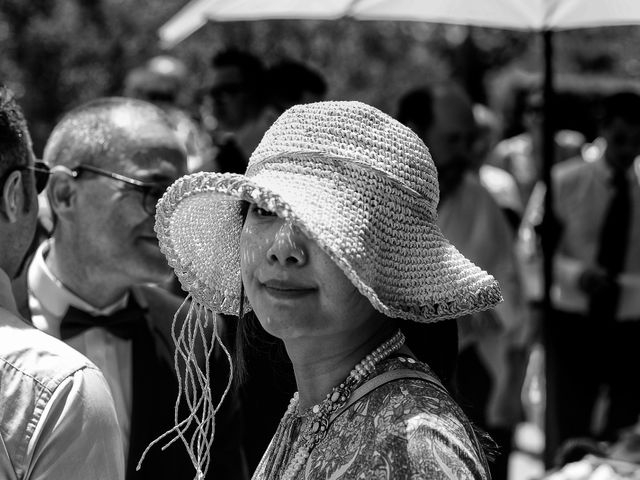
[379,382,456,422]
[133,285,233,362]
[369,363,465,427]
[552,156,593,190]
[331,360,490,479]
[492,133,531,159]
[0,311,97,389]
[135,285,232,330]
[462,172,495,200]
[0,312,120,477]
[480,164,519,190]
[460,173,508,219]
[553,155,589,177]
[479,165,523,213]
[133,285,187,357]
[136,284,185,312]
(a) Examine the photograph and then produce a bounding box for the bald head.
[43,97,186,171]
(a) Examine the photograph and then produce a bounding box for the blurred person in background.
[472,103,524,232]
[202,51,329,176]
[203,49,277,173]
[123,55,214,173]
[539,91,640,465]
[124,55,216,296]
[0,85,124,480]
[398,84,531,480]
[265,59,327,114]
[490,88,585,204]
[26,97,246,480]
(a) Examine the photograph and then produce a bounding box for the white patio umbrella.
[159,0,640,47]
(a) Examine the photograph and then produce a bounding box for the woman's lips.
[261,280,316,299]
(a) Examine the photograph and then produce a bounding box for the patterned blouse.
[252,357,491,480]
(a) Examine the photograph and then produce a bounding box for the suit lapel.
[126,288,193,479]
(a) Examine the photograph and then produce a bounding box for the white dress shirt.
[28,240,132,460]
[438,172,524,336]
[551,155,640,319]
[438,173,528,428]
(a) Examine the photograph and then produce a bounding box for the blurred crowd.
[1,47,639,480]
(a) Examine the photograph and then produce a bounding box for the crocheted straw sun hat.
[155,100,502,323]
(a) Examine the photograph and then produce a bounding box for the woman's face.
[240,204,381,341]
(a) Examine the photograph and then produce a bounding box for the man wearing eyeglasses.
[26,97,246,479]
[0,86,124,478]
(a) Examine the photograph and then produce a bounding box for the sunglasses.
[51,164,170,216]
[2,161,51,194]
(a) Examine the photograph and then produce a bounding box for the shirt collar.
[28,240,129,318]
[0,268,19,317]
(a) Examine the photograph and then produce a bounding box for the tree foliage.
[2,0,640,152]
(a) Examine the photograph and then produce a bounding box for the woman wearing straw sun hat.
[154,101,501,479]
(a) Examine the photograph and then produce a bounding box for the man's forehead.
[107,110,185,156]
[108,144,187,178]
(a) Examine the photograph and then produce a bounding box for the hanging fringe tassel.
[137,294,234,480]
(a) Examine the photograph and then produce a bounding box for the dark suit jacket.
[131,285,247,480]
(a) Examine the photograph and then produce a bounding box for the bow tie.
[60,296,148,340]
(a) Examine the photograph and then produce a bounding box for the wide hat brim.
[155,153,502,323]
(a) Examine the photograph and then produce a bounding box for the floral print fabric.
[253,358,490,480]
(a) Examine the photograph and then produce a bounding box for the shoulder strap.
[0,433,18,480]
[329,368,447,425]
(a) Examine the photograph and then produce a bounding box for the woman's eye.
[249,204,275,217]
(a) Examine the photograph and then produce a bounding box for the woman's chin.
[257,314,317,341]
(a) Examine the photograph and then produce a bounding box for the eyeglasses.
[2,161,51,194]
[51,164,170,216]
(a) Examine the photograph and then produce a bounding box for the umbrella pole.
[541,28,558,468]
[542,30,554,318]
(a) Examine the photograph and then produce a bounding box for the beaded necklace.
[262,329,406,480]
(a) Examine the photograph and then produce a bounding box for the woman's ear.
[1,171,24,223]
[46,173,76,220]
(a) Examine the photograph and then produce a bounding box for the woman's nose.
[266,220,308,266]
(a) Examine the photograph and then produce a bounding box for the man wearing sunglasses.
[26,97,246,479]
[0,86,124,478]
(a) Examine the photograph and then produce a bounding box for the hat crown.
[249,101,440,215]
